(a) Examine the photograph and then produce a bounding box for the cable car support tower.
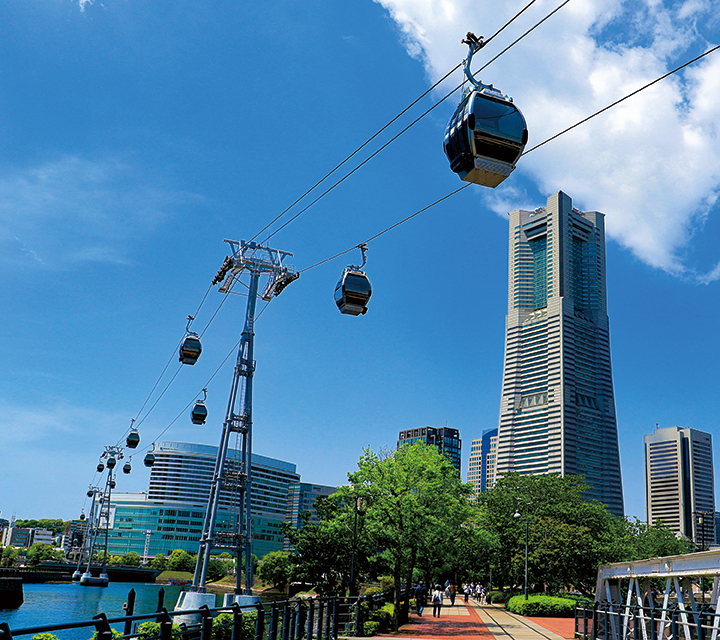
[178,239,297,615]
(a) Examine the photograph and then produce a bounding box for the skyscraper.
[645,425,715,547]
[467,428,498,500]
[397,426,462,472]
[495,191,624,517]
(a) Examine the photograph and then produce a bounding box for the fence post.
[584,602,589,639]
[307,599,315,640]
[332,598,339,640]
[650,606,656,640]
[318,600,325,640]
[270,602,279,640]
[283,601,291,640]
[671,608,678,640]
[297,602,306,640]
[124,588,137,636]
[158,609,173,640]
[633,606,639,640]
[698,610,705,640]
[200,604,214,640]
[157,587,166,617]
[324,600,331,640]
[92,613,114,640]
[592,601,598,640]
[0,622,12,640]
[604,605,610,640]
[231,602,243,640]
[256,601,266,640]
[355,597,364,638]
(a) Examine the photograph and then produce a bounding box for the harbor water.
[0,582,214,639]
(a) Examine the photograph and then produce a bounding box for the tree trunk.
[392,556,403,631]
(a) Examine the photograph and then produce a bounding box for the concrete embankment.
[0,577,24,609]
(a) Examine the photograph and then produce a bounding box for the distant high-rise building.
[397,426,462,472]
[495,192,624,517]
[284,482,337,551]
[645,425,715,547]
[467,429,498,500]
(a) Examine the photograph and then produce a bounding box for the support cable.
[255,0,550,244]
[142,298,272,451]
[298,42,720,273]
[522,42,720,156]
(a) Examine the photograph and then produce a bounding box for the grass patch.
[157,570,194,581]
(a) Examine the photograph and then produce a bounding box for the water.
[0,582,215,639]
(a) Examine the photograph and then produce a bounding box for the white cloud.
[0,155,202,270]
[373,0,720,282]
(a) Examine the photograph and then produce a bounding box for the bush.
[506,595,577,617]
[136,621,183,638]
[213,610,258,640]
[489,590,514,604]
[89,630,124,640]
[367,603,394,633]
[31,635,60,640]
[363,621,381,636]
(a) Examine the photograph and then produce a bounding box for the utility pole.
[178,239,297,616]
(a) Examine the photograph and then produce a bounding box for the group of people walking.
[414,581,489,618]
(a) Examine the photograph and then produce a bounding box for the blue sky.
[1,0,719,524]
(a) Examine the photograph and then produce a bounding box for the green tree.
[347,443,472,630]
[120,551,142,567]
[26,543,64,567]
[150,553,168,571]
[1,546,20,567]
[257,550,292,589]
[616,518,693,560]
[207,557,229,582]
[480,473,619,595]
[167,549,196,573]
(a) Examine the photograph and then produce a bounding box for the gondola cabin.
[123,461,132,474]
[191,401,208,425]
[106,456,117,469]
[96,462,105,473]
[179,333,202,365]
[144,452,155,467]
[334,269,372,316]
[126,430,140,449]
[443,87,528,188]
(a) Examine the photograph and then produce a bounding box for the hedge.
[506,594,577,617]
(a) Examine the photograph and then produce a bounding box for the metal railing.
[0,589,395,640]
[575,601,720,640]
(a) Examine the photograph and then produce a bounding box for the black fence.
[0,590,395,640]
[575,600,720,640]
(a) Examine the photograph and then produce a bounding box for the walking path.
[375,599,575,640]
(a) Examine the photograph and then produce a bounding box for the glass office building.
[495,192,624,517]
[645,425,715,547]
[467,428,498,500]
[397,426,462,472]
[106,442,299,559]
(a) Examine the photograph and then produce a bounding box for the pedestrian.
[464,583,470,603]
[415,583,427,616]
[449,582,456,606]
[431,583,444,617]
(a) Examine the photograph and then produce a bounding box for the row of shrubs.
[31,611,260,640]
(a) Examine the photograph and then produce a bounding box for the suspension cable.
[522,43,720,156]
[256,0,551,244]
[144,298,273,450]
[298,184,471,273]
[298,42,720,273]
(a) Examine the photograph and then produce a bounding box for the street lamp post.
[513,510,530,600]
[349,496,366,597]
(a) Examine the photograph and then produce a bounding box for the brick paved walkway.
[376,601,575,640]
